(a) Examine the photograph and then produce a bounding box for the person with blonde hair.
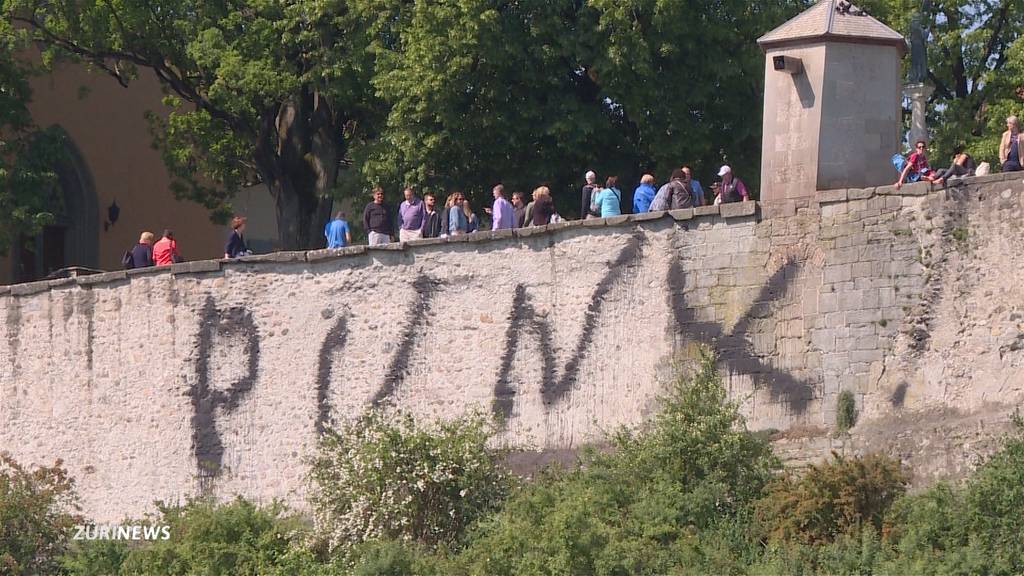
[123,231,154,269]
[463,198,480,233]
[633,174,656,213]
[1000,115,1021,172]
[531,186,555,226]
[448,191,469,235]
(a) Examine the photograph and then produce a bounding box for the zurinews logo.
[73,524,171,541]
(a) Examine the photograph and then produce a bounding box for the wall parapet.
[0,201,760,295]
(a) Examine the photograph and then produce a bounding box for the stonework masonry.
[3,172,1024,522]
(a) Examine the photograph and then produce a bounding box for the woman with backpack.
[122,231,154,269]
[591,176,623,217]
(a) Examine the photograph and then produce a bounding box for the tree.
[0,21,66,257]
[859,0,1024,160]
[361,0,805,210]
[4,0,381,249]
[0,453,81,575]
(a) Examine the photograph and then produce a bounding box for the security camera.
[773,55,803,75]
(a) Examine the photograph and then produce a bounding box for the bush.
[308,410,511,557]
[456,349,779,575]
[61,497,315,576]
[756,453,908,545]
[0,453,81,575]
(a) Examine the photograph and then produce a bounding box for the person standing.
[511,191,527,228]
[591,176,623,217]
[448,192,469,236]
[398,187,427,242]
[1000,115,1021,172]
[363,186,393,245]
[486,184,514,230]
[224,216,250,258]
[532,186,555,226]
[682,166,705,206]
[324,210,352,248]
[718,165,750,201]
[650,169,692,211]
[421,193,443,238]
[153,229,182,266]
[580,170,598,219]
[463,199,480,233]
[632,174,656,213]
[125,231,154,269]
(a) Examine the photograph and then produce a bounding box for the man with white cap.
[580,170,598,219]
[717,165,749,203]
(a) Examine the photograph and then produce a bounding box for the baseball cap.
[717,165,731,177]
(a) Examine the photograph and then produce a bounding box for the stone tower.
[757,0,905,205]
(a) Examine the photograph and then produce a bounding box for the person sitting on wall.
[894,140,940,189]
[1000,115,1021,173]
[932,146,976,183]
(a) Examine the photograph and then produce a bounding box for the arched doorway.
[14,130,99,282]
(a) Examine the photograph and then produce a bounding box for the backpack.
[122,248,135,269]
[891,153,921,182]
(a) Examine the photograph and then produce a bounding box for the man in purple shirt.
[398,187,427,242]
[485,184,514,230]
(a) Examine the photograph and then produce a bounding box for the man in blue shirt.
[633,174,656,213]
[682,166,705,206]
[325,210,351,248]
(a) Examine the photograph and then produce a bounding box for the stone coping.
[818,171,1024,204]
[0,202,760,296]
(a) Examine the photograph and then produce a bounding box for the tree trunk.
[255,93,344,251]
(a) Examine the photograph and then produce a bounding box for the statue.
[907,3,930,84]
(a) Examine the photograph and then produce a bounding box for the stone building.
[758,0,905,205]
[0,62,278,285]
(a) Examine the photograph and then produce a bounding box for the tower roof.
[758,0,905,53]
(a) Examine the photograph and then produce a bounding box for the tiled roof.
[758,0,905,51]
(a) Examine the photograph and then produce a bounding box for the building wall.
[817,42,903,190]
[3,174,1024,522]
[760,43,826,203]
[0,63,279,285]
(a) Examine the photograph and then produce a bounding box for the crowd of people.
[894,115,1021,188]
[342,164,751,247]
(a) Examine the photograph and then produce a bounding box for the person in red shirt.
[896,140,940,189]
[152,229,182,266]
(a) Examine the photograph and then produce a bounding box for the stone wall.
[3,172,1024,521]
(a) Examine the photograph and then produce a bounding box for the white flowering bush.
[308,410,512,556]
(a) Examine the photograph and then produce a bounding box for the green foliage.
[6,0,804,245]
[0,453,81,575]
[858,0,1024,162]
[455,350,779,575]
[61,498,317,576]
[308,410,512,557]
[0,21,67,257]
[835,390,858,434]
[757,453,908,546]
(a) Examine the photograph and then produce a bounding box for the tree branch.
[971,0,1010,89]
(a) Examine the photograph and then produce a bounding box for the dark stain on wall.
[669,259,816,413]
[890,382,908,408]
[189,296,260,492]
[315,314,349,434]
[74,289,96,373]
[4,297,20,379]
[493,235,643,419]
[371,275,438,407]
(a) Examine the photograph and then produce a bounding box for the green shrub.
[0,453,81,575]
[835,390,858,434]
[61,498,315,576]
[456,349,779,575]
[308,410,511,556]
[757,453,908,546]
